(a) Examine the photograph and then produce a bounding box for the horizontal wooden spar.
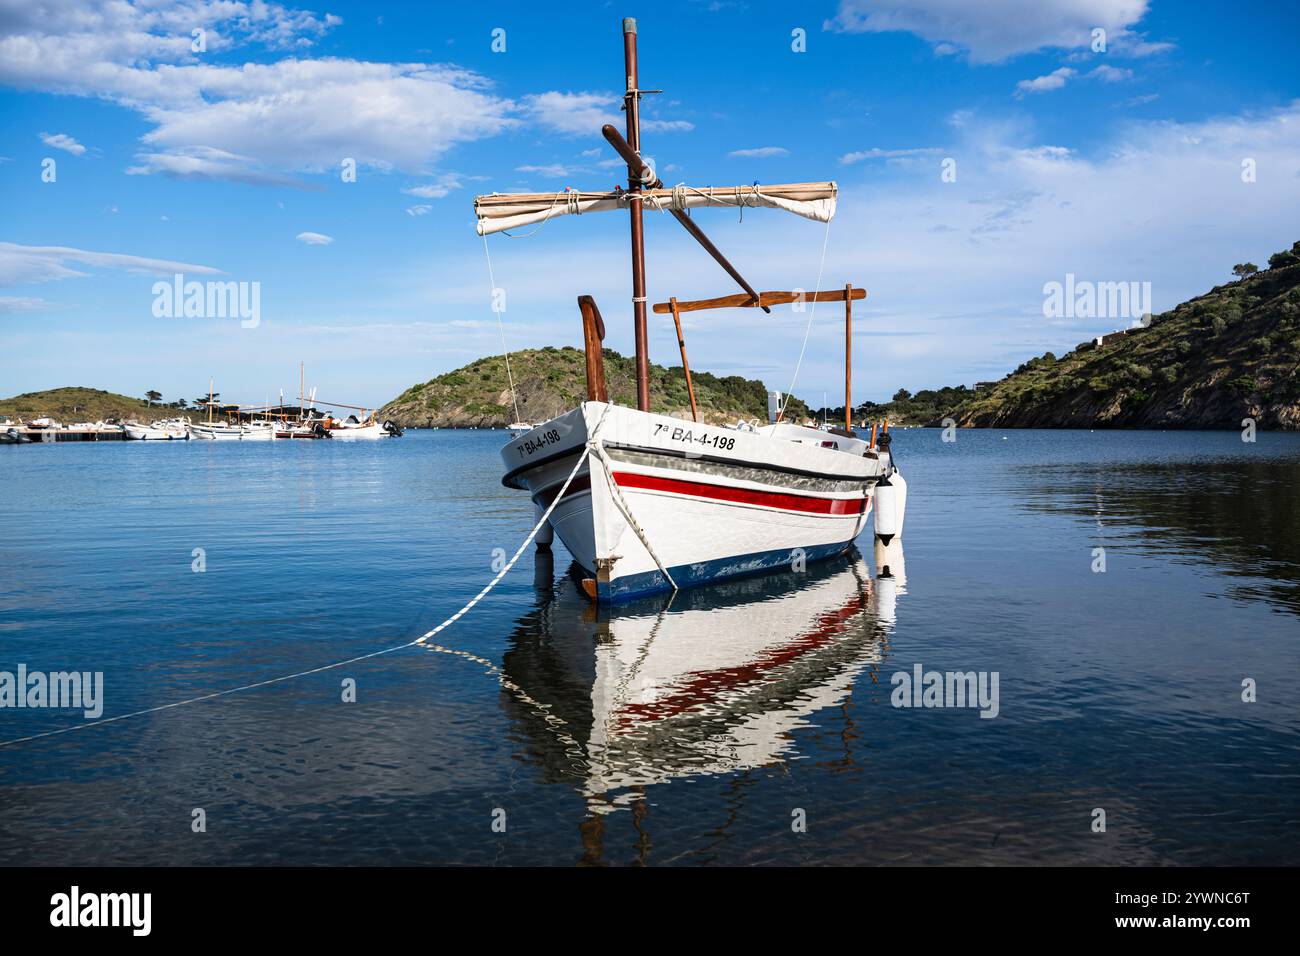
[474,181,836,215]
[652,287,866,314]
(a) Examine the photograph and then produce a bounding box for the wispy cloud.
[405,205,432,217]
[402,175,465,200]
[840,146,943,164]
[825,0,1171,64]
[515,163,582,178]
[1015,67,1076,96]
[127,146,318,189]
[524,91,693,136]
[0,296,56,314]
[0,242,223,287]
[296,232,333,246]
[1089,64,1133,83]
[39,132,86,155]
[728,146,789,158]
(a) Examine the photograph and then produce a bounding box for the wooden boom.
[652,287,866,314]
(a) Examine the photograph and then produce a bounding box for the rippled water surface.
[1,428,1297,865]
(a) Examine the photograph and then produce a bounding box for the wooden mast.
[845,282,853,432]
[623,18,650,412]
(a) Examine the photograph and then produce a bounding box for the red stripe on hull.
[612,471,867,516]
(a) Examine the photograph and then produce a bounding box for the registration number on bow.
[653,423,736,451]
[517,428,562,457]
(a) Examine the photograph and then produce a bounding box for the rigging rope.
[481,233,522,425]
[777,214,834,423]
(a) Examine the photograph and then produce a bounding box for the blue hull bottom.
[596,539,856,603]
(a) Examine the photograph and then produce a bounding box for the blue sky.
[2,0,1298,410]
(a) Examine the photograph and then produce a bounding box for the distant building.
[1094,329,1130,348]
[973,381,997,392]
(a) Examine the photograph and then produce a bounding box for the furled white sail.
[474,182,837,236]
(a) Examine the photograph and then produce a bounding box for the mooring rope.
[0,429,600,750]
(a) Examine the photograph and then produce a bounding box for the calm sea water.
[1,427,1297,866]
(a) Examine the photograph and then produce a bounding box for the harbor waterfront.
[1,428,1296,866]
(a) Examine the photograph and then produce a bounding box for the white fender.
[874,476,898,543]
[892,470,908,539]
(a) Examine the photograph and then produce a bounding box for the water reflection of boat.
[500,547,899,804]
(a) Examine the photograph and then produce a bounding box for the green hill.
[379,346,811,428]
[0,387,183,424]
[942,242,1300,429]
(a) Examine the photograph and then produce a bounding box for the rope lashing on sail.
[0,422,603,751]
[497,189,572,239]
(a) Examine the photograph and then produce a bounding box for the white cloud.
[1,2,515,187]
[0,242,223,286]
[825,0,1162,64]
[840,147,943,164]
[1089,64,1133,83]
[402,175,464,200]
[515,163,580,178]
[0,296,55,313]
[728,146,789,158]
[39,131,85,155]
[1014,63,1134,97]
[296,232,333,245]
[523,91,617,135]
[644,119,694,133]
[1015,67,1076,96]
[126,145,317,188]
[523,91,692,136]
[405,205,431,217]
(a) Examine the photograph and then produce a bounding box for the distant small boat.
[189,421,246,440]
[125,419,189,440]
[324,414,401,439]
[275,421,327,439]
[242,421,276,441]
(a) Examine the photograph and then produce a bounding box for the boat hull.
[190,423,273,440]
[501,403,882,601]
[328,422,388,439]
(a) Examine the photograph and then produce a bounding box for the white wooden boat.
[189,421,246,440]
[480,20,905,602]
[502,402,891,601]
[326,416,389,439]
